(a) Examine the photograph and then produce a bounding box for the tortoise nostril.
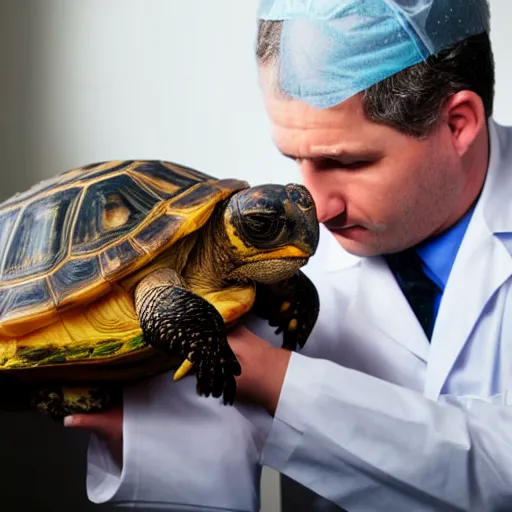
[286,184,314,210]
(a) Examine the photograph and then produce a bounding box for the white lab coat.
[86,119,512,511]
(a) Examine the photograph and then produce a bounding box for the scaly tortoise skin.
[0,160,320,420]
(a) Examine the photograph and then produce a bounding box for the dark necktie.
[384,248,442,340]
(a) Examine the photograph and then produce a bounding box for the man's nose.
[301,164,346,223]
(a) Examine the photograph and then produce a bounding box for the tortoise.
[0,159,320,420]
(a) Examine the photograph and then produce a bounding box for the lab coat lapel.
[424,231,512,399]
[345,256,430,362]
[425,119,512,399]
[322,210,430,362]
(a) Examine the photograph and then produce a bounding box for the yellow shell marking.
[101,194,131,231]
[0,284,142,369]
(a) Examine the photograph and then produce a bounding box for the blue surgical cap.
[257,0,490,108]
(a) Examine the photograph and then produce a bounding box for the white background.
[0,1,511,511]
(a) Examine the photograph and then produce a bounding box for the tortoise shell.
[0,160,248,337]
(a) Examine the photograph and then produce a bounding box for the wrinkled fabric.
[257,0,490,108]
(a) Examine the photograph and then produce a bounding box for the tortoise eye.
[242,213,282,242]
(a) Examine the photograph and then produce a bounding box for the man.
[71,1,512,510]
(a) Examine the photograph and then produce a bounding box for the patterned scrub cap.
[257,0,490,108]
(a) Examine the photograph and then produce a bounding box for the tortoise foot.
[137,281,242,405]
[254,270,320,351]
[33,386,116,421]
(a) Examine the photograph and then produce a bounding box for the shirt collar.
[416,206,475,291]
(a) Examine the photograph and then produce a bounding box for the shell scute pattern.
[132,214,185,255]
[49,256,103,304]
[100,240,142,280]
[0,160,244,334]
[55,161,131,187]
[71,173,162,254]
[0,279,54,320]
[131,160,214,200]
[0,161,128,210]
[169,181,223,209]
[1,187,82,282]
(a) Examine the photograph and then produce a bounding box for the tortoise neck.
[184,203,235,290]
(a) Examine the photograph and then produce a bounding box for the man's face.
[263,87,469,257]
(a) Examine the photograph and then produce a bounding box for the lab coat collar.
[481,118,512,236]
[321,219,431,362]
[425,118,512,398]
[348,254,431,361]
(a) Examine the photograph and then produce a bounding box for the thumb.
[64,405,124,466]
[63,405,123,442]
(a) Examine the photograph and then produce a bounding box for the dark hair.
[256,20,495,137]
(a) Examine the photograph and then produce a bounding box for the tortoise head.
[223,183,319,283]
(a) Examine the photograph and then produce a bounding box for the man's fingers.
[63,405,123,442]
[64,406,124,466]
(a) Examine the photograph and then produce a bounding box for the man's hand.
[228,325,291,416]
[60,325,288,465]
[64,405,123,467]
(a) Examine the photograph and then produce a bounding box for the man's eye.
[315,158,368,171]
[341,160,368,170]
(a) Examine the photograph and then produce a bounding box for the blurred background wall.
[0,1,511,511]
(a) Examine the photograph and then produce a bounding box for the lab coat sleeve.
[86,372,273,511]
[262,352,512,512]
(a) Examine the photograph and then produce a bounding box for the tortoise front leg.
[253,270,320,351]
[135,268,241,405]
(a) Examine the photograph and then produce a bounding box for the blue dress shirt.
[416,206,475,321]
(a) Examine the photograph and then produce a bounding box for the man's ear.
[442,90,486,157]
